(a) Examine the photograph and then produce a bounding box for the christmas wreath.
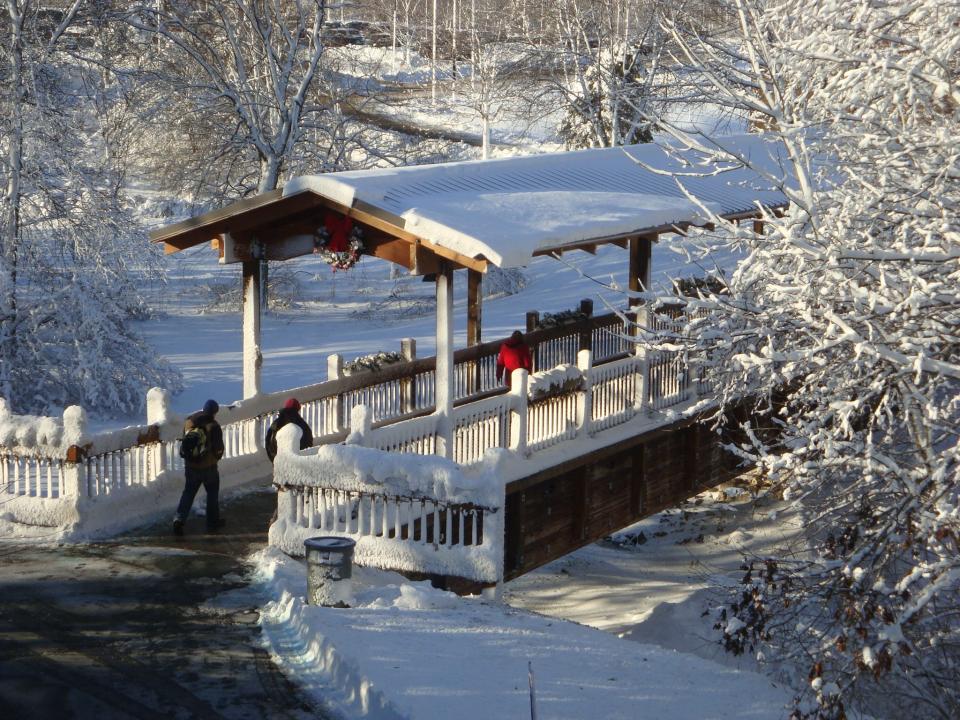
[313,212,365,271]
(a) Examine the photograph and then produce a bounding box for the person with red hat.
[265,397,314,462]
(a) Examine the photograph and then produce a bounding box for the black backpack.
[179,425,209,460]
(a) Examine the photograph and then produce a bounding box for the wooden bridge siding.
[503,419,738,581]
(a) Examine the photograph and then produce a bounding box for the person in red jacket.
[496,330,533,388]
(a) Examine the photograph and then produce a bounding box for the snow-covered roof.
[284,134,789,268]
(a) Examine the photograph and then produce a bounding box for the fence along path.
[1,306,699,504]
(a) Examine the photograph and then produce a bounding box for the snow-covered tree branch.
[660,2,960,717]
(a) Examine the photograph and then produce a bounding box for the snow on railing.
[0,307,703,539]
[269,425,504,585]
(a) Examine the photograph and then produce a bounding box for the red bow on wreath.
[324,213,353,253]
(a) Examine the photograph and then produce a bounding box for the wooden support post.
[525,310,539,332]
[578,298,593,353]
[629,235,653,331]
[467,269,482,394]
[400,338,416,414]
[435,263,455,459]
[525,311,539,371]
[467,269,482,346]
[242,258,263,398]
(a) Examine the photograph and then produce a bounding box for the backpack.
[179,425,209,460]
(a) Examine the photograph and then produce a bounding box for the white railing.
[527,392,579,453]
[453,394,513,465]
[0,306,707,542]
[269,440,503,585]
[2,454,65,499]
[357,344,704,466]
[647,349,689,410]
[368,413,439,455]
[591,355,644,432]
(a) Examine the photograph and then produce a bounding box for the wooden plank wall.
[503,418,742,581]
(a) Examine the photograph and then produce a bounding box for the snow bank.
[253,546,793,720]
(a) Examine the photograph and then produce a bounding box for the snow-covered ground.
[210,482,800,720]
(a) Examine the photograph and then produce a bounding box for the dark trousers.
[175,465,220,527]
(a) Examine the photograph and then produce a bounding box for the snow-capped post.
[146,387,171,426]
[347,404,372,446]
[241,256,263,398]
[276,421,302,457]
[62,405,88,499]
[576,349,593,437]
[400,338,416,414]
[327,353,344,432]
[509,369,529,456]
[146,387,172,472]
[435,264,454,459]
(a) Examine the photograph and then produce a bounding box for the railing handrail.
[49,310,633,459]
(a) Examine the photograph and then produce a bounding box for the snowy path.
[0,491,330,720]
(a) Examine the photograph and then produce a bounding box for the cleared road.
[0,489,329,720]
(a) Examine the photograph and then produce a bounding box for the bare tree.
[121,0,330,197]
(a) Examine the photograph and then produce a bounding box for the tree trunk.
[0,1,25,402]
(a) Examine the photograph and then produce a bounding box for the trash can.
[304,536,356,607]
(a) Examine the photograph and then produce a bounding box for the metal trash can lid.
[304,536,356,551]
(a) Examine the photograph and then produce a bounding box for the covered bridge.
[0,134,790,589]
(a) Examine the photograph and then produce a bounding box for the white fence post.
[400,338,416,414]
[576,349,593,437]
[328,353,344,434]
[509,369,529,456]
[634,337,649,414]
[62,451,83,499]
[348,404,372,446]
[146,387,170,473]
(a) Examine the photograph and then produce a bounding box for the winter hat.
[283,397,301,412]
[202,399,219,416]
